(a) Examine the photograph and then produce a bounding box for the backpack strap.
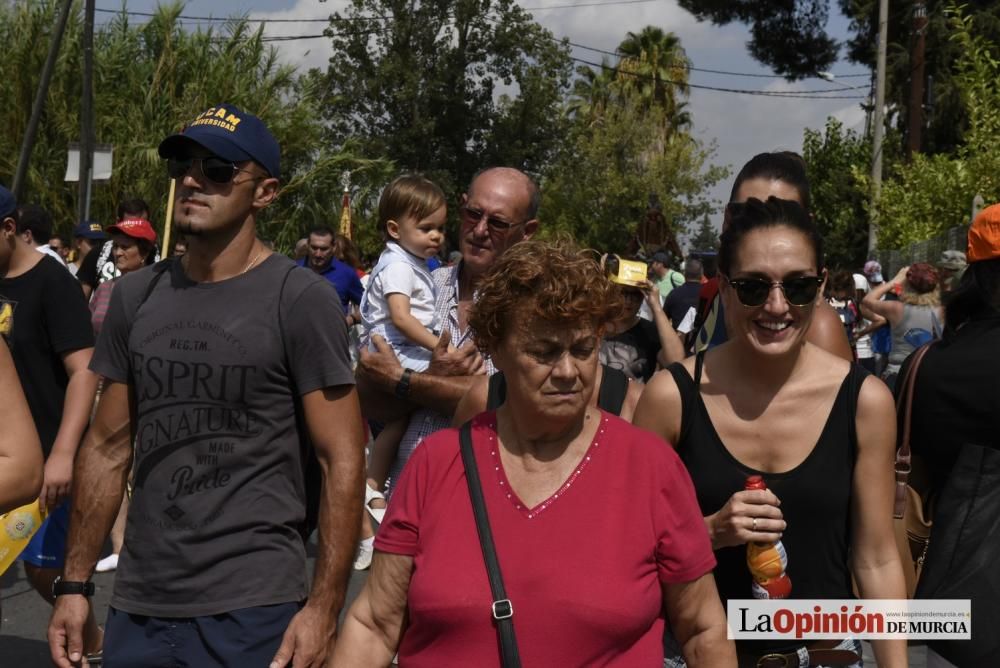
[126,259,173,457]
[274,263,323,540]
[596,365,628,416]
[661,366,696,453]
[486,372,507,411]
[693,349,706,386]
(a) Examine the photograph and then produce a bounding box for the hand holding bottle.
[706,486,785,550]
[745,475,792,599]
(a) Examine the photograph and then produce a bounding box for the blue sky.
[104,0,871,239]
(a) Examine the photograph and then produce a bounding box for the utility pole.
[869,0,889,253]
[906,1,929,158]
[79,0,96,222]
[12,0,74,201]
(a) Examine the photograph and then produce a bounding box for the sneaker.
[353,541,373,571]
[95,554,119,573]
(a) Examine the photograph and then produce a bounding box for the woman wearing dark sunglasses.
[635,197,906,668]
[688,152,853,362]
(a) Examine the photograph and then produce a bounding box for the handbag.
[459,422,522,668]
[892,342,934,598]
[915,443,1000,665]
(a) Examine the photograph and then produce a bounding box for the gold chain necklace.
[242,244,264,274]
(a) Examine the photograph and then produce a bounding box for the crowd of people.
[0,103,994,668]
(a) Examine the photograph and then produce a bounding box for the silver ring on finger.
[752,517,758,532]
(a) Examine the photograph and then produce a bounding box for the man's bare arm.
[357,332,482,422]
[301,385,366,617]
[268,385,367,668]
[61,380,132,582]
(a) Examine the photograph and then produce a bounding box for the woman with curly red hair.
[334,240,735,667]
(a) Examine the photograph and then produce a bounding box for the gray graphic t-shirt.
[92,254,353,617]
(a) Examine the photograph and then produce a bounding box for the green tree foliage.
[689,214,719,252]
[843,0,1000,155]
[802,118,873,268]
[615,27,690,129]
[541,97,726,252]
[677,0,839,78]
[0,1,386,253]
[546,29,724,253]
[680,0,1000,154]
[864,4,1000,248]
[566,64,615,123]
[567,26,691,137]
[318,0,573,202]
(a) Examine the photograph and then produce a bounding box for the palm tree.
[566,61,616,124]
[615,27,690,131]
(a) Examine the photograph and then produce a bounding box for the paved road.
[0,536,369,667]
[2,545,928,667]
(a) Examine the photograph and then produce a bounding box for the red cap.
[968,203,1000,263]
[108,218,157,243]
[745,475,767,491]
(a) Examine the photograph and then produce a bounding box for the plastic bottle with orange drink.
[744,475,792,599]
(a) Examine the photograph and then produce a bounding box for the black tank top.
[667,355,863,644]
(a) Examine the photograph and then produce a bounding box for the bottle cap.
[745,475,767,491]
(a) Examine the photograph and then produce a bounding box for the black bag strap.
[459,421,522,668]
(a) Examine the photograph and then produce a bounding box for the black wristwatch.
[394,368,415,398]
[52,577,95,597]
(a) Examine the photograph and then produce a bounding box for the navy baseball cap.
[73,220,107,240]
[0,184,16,219]
[158,104,280,178]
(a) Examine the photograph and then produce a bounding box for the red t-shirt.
[375,411,716,667]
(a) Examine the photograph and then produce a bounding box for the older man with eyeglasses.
[355,167,539,503]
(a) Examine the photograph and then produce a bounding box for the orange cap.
[968,203,1000,262]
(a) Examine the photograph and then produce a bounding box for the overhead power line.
[568,56,866,99]
[94,0,658,24]
[93,5,869,96]
[560,39,870,80]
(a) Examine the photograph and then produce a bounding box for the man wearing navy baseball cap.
[69,221,105,277]
[50,106,365,668]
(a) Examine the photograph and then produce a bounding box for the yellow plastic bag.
[0,500,44,575]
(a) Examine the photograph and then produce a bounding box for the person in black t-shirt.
[76,197,151,299]
[665,258,704,331]
[0,184,101,655]
[600,276,680,382]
